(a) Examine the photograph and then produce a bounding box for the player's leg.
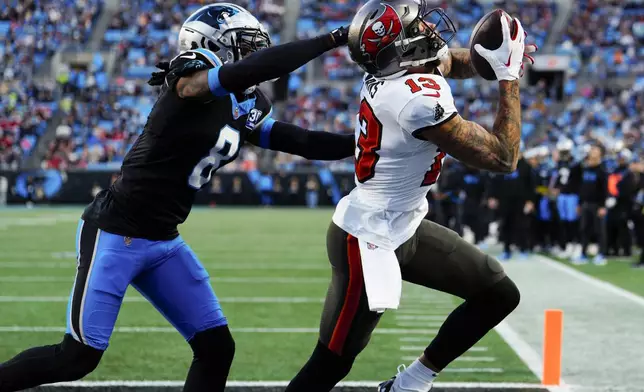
[0,220,140,391]
[567,194,581,258]
[389,220,519,392]
[578,203,591,260]
[499,205,514,258]
[131,239,230,392]
[556,194,569,253]
[286,222,384,392]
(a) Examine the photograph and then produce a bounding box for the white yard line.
[0,276,329,284]
[398,336,435,342]
[0,214,78,230]
[395,315,446,321]
[43,380,551,389]
[0,296,326,304]
[0,326,440,335]
[494,321,546,381]
[0,261,329,270]
[532,254,644,307]
[401,356,496,362]
[399,346,489,353]
[394,321,443,328]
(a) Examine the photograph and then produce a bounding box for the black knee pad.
[59,334,104,380]
[189,325,235,364]
[484,276,521,315]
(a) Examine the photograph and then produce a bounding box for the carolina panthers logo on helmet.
[185,4,240,29]
[360,4,403,59]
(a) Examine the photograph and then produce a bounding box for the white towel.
[358,239,402,313]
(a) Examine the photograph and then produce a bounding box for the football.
[469,9,518,81]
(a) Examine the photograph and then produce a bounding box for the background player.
[285,1,536,391]
[0,4,353,392]
[550,138,582,259]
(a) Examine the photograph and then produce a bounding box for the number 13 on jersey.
[355,99,445,187]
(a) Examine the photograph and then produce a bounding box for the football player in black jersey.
[0,4,353,392]
[551,139,582,259]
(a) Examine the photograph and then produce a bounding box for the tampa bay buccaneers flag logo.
[360,3,404,59]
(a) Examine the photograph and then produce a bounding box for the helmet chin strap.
[398,44,449,68]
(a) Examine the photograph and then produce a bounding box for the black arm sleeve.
[218,35,335,93]
[258,121,355,161]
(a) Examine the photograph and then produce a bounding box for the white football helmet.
[178,3,271,65]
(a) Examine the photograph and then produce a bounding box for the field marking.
[398,336,434,342]
[0,261,329,270]
[534,254,644,307]
[0,326,439,335]
[0,214,78,229]
[0,276,329,284]
[0,296,327,304]
[495,320,573,392]
[394,321,443,328]
[400,345,489,353]
[495,321,545,379]
[395,315,446,321]
[442,368,503,373]
[401,355,496,363]
[396,308,452,315]
[43,380,553,389]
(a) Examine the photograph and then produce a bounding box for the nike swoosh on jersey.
[181,53,197,60]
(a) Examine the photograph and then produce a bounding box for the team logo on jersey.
[434,102,445,121]
[246,108,263,130]
[360,4,403,59]
[364,74,385,98]
[367,242,378,250]
[124,237,132,247]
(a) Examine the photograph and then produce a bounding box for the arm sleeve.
[217,35,336,94]
[398,90,458,139]
[253,119,355,161]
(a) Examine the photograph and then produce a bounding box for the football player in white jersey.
[286,1,537,392]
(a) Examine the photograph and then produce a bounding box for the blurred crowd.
[0,0,101,169]
[1,0,643,177]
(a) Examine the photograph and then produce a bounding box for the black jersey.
[553,160,582,194]
[82,49,272,240]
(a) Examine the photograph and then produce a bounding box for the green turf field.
[0,208,536,382]
[549,255,644,297]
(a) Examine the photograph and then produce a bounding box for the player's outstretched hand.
[474,16,525,81]
[329,26,349,48]
[148,62,170,86]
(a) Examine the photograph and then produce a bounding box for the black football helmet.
[347,0,456,78]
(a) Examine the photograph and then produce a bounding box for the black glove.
[148,62,170,86]
[148,59,210,86]
[329,26,349,48]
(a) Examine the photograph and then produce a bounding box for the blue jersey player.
[0,4,353,392]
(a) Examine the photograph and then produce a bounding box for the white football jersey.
[333,71,458,250]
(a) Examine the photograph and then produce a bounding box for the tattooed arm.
[417,80,522,173]
[438,48,478,80]
[176,70,210,99]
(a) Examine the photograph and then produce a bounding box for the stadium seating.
[0,0,102,168]
[547,0,644,154]
[6,0,643,171]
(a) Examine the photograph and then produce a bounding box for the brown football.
[469,9,518,81]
